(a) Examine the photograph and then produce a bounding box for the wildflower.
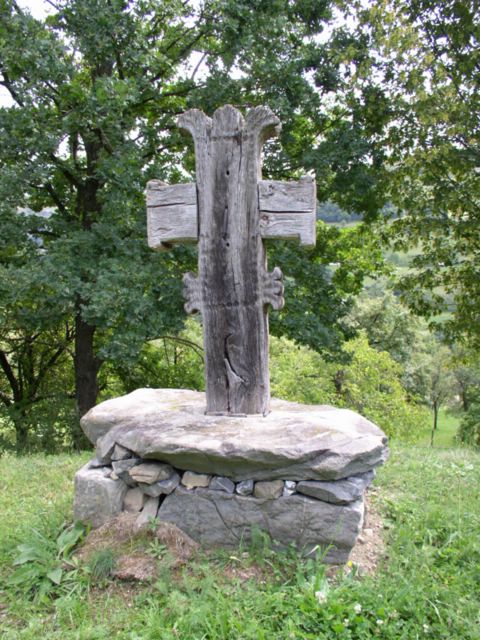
[315,590,327,604]
[376,619,384,626]
[423,624,430,633]
[354,603,362,614]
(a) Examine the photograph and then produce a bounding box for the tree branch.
[0,350,20,401]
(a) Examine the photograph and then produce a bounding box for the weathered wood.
[146,181,198,250]
[146,104,316,416]
[178,105,284,416]
[258,176,316,247]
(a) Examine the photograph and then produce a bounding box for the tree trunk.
[430,402,439,447]
[74,313,101,418]
[12,408,29,454]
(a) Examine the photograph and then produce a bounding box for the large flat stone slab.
[158,486,364,563]
[81,389,388,481]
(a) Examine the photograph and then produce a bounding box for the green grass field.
[0,442,479,639]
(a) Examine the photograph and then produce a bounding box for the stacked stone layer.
[75,388,388,563]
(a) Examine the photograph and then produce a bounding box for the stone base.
[74,458,371,563]
[74,389,388,563]
[158,486,364,563]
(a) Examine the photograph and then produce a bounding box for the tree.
[343,283,429,366]
[0,0,387,441]
[349,0,480,345]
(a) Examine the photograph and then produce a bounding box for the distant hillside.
[317,201,398,224]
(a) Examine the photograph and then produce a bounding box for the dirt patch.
[347,488,386,576]
[75,513,199,582]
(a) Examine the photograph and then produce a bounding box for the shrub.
[458,403,480,448]
[338,332,430,440]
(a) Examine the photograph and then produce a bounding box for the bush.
[458,403,480,448]
[269,336,336,405]
[338,332,430,441]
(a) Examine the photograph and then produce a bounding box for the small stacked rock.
[74,388,388,563]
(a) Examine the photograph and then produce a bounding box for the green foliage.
[338,332,429,440]
[343,284,429,367]
[0,0,390,445]
[268,222,385,354]
[87,548,116,580]
[108,317,205,396]
[8,521,86,602]
[352,0,480,345]
[458,403,480,448]
[269,335,336,405]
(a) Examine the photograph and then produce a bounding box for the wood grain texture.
[258,176,316,247]
[146,181,198,250]
[179,105,282,416]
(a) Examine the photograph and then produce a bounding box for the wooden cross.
[147,105,316,416]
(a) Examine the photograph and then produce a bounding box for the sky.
[18,0,52,19]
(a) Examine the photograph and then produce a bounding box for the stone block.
[236,479,254,496]
[123,488,146,512]
[158,487,364,563]
[112,444,133,461]
[283,480,297,496]
[128,462,174,484]
[181,471,211,489]
[112,458,142,487]
[209,476,235,493]
[136,496,160,527]
[73,462,127,528]
[88,389,388,480]
[296,471,374,505]
[139,471,180,497]
[253,480,284,499]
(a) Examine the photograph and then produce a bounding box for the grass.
[0,444,479,639]
[417,408,461,448]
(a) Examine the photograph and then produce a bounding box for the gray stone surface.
[123,488,145,512]
[128,462,174,484]
[296,471,375,505]
[112,458,142,487]
[74,463,127,528]
[84,389,388,481]
[254,480,284,499]
[88,457,109,469]
[283,480,297,497]
[236,479,254,496]
[210,476,235,493]
[81,388,207,445]
[181,471,211,489]
[158,486,364,563]
[139,472,180,497]
[136,496,160,527]
[112,444,133,461]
